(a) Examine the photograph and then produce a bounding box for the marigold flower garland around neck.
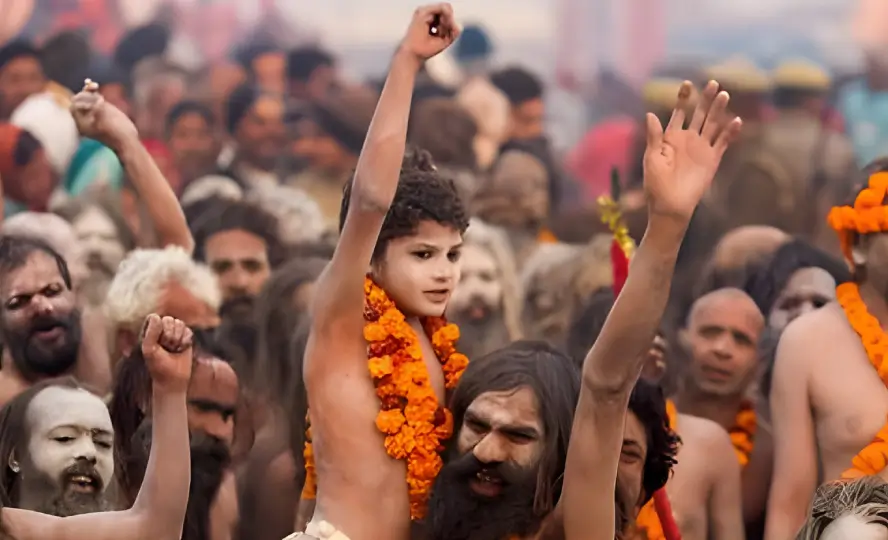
[828,171,888,479]
[301,276,469,520]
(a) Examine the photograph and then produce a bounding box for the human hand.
[70,79,139,151]
[642,80,742,223]
[141,314,193,394]
[398,3,460,62]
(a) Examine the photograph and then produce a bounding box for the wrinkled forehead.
[1,251,67,300]
[821,515,888,540]
[465,387,542,432]
[26,386,112,435]
[189,358,239,403]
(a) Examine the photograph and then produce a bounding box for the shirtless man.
[567,291,744,540]
[304,7,463,539]
[765,169,888,540]
[0,313,192,540]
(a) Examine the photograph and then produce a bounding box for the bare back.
[766,303,888,540]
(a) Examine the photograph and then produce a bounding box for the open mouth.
[469,470,503,497]
[65,474,100,494]
[32,326,64,341]
[701,365,732,382]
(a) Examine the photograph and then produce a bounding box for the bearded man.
[0,313,194,540]
[765,166,888,539]
[0,378,113,516]
[0,236,83,408]
[191,199,285,305]
[446,218,523,359]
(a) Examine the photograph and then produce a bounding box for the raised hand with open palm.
[642,80,742,223]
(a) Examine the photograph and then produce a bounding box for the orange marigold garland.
[730,401,756,467]
[835,283,888,478]
[301,277,469,519]
[828,172,888,479]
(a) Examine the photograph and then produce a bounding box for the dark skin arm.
[71,81,193,252]
[2,315,193,540]
[560,81,742,540]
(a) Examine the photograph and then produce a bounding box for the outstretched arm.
[3,315,194,540]
[310,4,459,332]
[561,81,742,540]
[71,81,193,252]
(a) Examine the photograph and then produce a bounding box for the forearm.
[350,49,420,209]
[115,138,193,252]
[764,481,812,540]
[132,388,190,538]
[581,216,685,392]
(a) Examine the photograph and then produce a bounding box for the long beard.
[449,306,511,360]
[27,459,109,517]
[3,308,81,382]
[182,432,232,540]
[425,452,542,540]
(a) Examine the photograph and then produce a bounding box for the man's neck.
[858,281,888,330]
[673,387,747,431]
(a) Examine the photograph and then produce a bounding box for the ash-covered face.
[448,243,502,322]
[72,206,126,280]
[427,387,544,540]
[0,251,81,381]
[522,262,576,344]
[768,267,837,331]
[821,515,888,540]
[372,220,463,318]
[17,386,113,516]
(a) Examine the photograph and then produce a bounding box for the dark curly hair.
[627,379,680,504]
[338,148,469,262]
[190,199,286,268]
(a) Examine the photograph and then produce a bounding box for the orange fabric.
[538,228,558,243]
[0,123,23,178]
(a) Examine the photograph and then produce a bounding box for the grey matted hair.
[796,476,888,540]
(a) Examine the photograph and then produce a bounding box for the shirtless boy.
[304,2,743,530]
[303,5,462,540]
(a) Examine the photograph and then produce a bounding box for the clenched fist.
[141,314,193,394]
[70,79,139,151]
[399,4,460,62]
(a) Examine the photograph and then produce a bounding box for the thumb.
[645,113,664,149]
[141,314,162,355]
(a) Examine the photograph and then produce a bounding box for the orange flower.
[730,401,757,467]
[302,276,469,520]
[837,283,888,479]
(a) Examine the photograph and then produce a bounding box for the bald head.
[711,226,790,272]
[687,288,763,329]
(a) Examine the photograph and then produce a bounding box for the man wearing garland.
[299,0,743,527]
[765,163,888,540]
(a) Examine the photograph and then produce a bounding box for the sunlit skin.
[204,229,271,301]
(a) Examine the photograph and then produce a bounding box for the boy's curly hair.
[339,147,469,261]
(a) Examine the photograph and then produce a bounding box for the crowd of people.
[0,2,885,540]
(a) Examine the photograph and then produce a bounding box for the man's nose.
[31,295,54,316]
[74,440,98,463]
[472,433,508,464]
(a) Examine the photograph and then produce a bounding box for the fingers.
[83,78,99,93]
[645,112,664,150]
[141,314,162,353]
[688,80,718,134]
[714,117,743,157]
[153,316,192,354]
[665,81,693,133]
[701,91,730,143]
[417,3,456,40]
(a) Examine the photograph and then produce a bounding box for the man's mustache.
[29,313,71,336]
[61,458,104,492]
[445,451,525,487]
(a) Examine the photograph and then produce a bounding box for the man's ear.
[8,452,19,473]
